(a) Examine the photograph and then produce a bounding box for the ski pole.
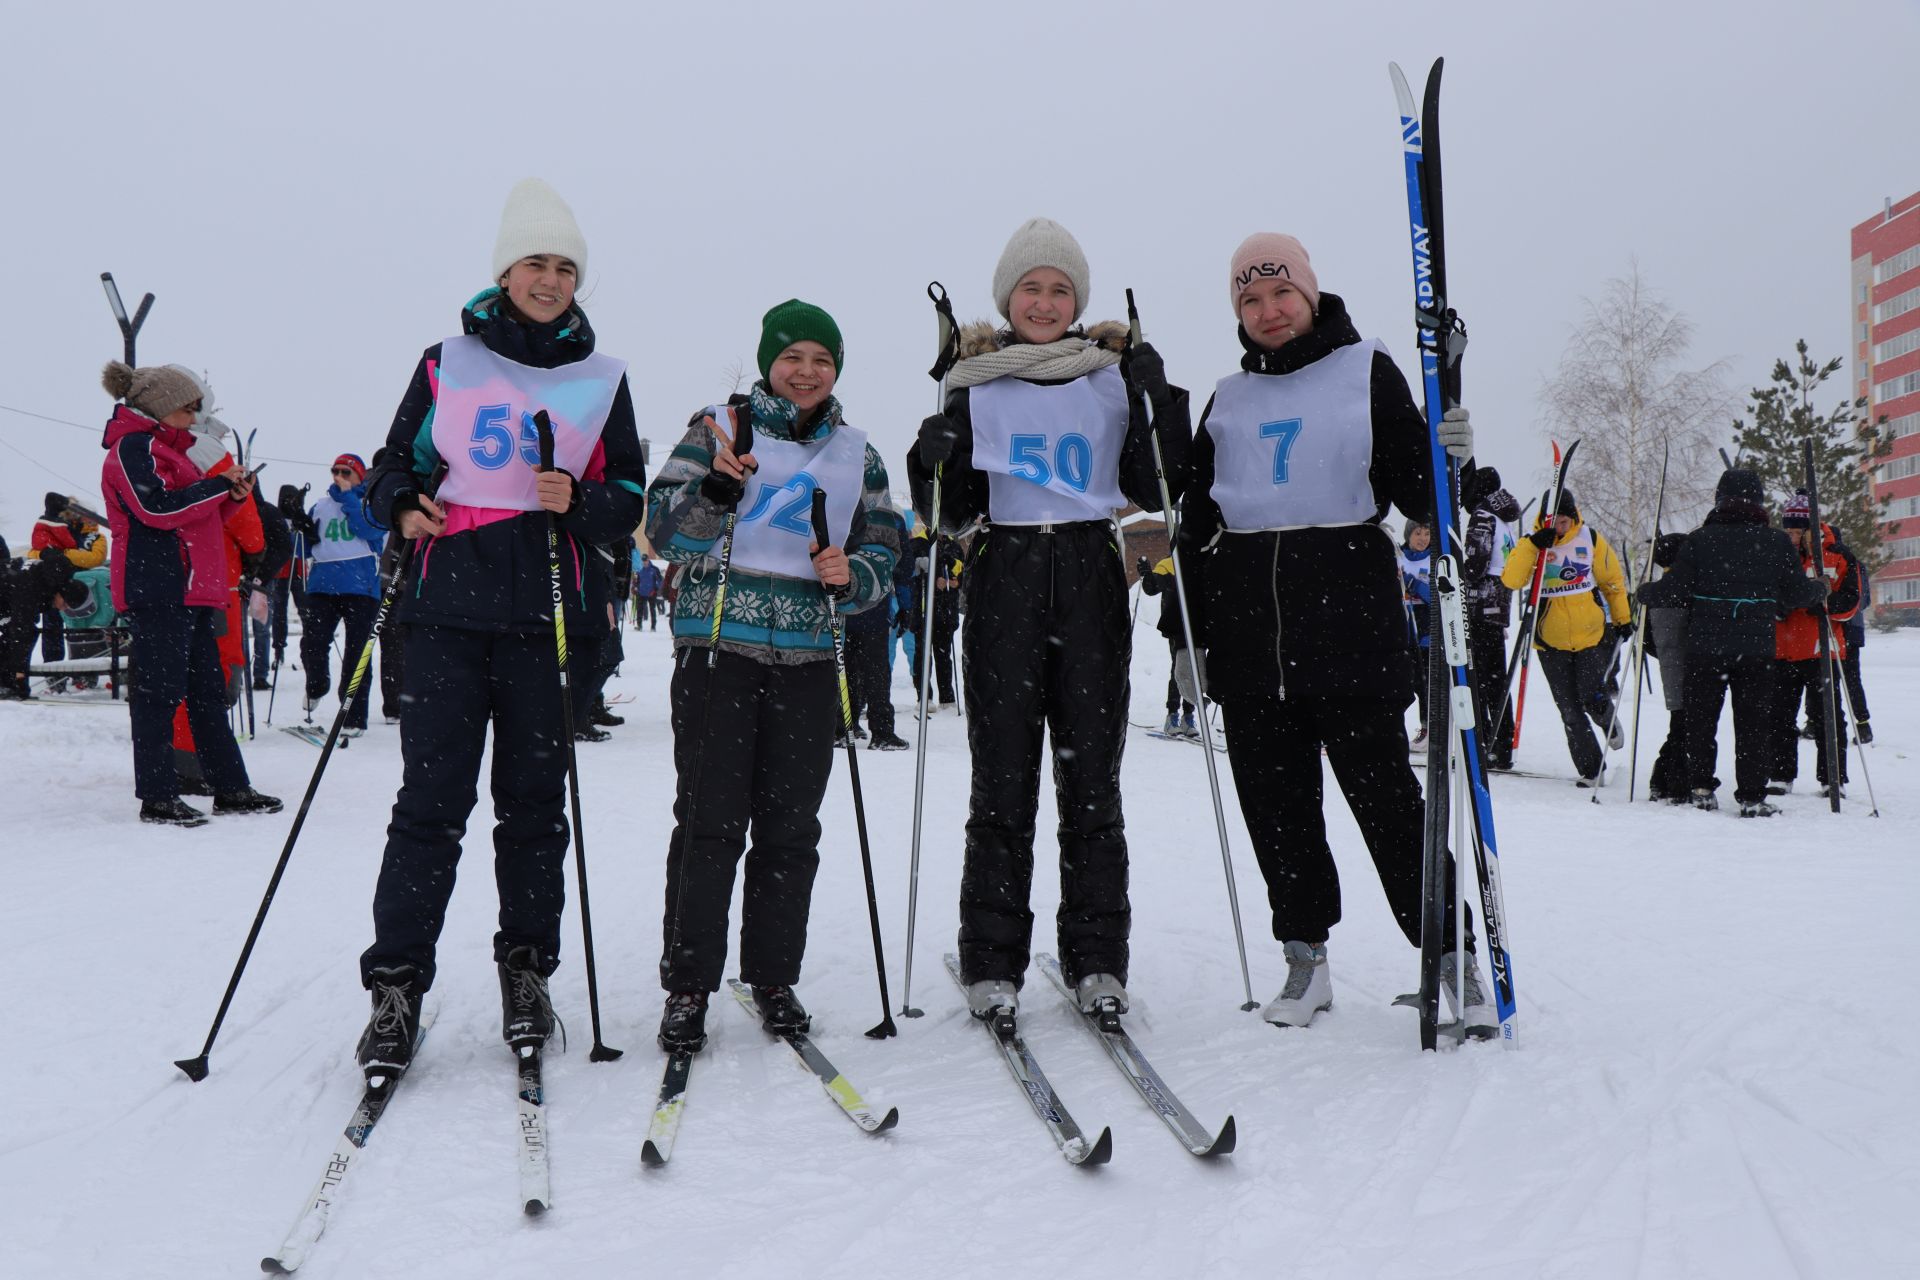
[174,461,446,1082]
[662,401,752,1010]
[1625,443,1669,801]
[1127,288,1258,1012]
[1803,441,1844,815]
[533,412,621,1062]
[1830,648,1879,817]
[812,490,898,1039]
[900,281,957,1019]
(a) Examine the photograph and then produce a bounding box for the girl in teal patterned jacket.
[643,299,902,1053]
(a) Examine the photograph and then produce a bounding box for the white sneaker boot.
[1439,950,1497,1040]
[965,978,1018,1027]
[1263,941,1332,1028]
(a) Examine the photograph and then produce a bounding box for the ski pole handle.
[101,273,128,326]
[533,409,555,470]
[810,487,831,551]
[1125,287,1142,350]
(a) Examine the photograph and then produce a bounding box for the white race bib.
[310,491,375,563]
[727,414,869,579]
[1206,340,1383,531]
[1539,526,1598,598]
[970,366,1128,523]
[431,334,626,509]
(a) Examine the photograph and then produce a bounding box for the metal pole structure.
[173,462,445,1081]
[898,282,957,1019]
[533,412,621,1061]
[811,490,899,1038]
[1126,288,1258,1011]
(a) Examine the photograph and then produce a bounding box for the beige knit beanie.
[100,361,204,422]
[992,217,1090,322]
[492,178,588,283]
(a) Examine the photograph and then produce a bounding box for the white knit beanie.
[992,217,1090,322]
[492,178,588,283]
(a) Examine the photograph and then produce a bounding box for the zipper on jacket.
[1270,533,1286,700]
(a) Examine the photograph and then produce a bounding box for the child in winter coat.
[97,362,280,826]
[1498,488,1632,783]
[1176,232,1492,1034]
[355,179,649,1081]
[905,217,1188,1027]
[1637,469,1823,815]
[300,453,385,733]
[1398,519,1434,748]
[1767,491,1862,801]
[645,299,901,1053]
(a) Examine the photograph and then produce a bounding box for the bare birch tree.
[1540,264,1733,581]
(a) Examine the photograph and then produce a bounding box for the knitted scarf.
[944,333,1121,389]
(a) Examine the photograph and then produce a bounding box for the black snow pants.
[659,647,837,992]
[1222,691,1468,950]
[1770,657,1847,787]
[1536,643,1613,780]
[301,591,377,730]
[1683,652,1775,804]
[915,585,960,705]
[956,522,1131,990]
[126,605,252,802]
[361,626,570,989]
[379,622,407,721]
[1469,622,1511,767]
[846,605,895,736]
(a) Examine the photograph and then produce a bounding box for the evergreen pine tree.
[1731,340,1892,574]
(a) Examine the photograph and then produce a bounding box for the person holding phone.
[98,360,281,826]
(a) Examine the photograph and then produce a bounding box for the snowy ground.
[7,608,1918,1279]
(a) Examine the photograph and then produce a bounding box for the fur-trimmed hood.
[955,318,1129,360]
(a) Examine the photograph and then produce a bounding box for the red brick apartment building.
[1853,191,1920,616]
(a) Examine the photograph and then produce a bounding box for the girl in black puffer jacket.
[1178,232,1491,1034]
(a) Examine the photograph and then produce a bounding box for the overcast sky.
[3,0,1915,540]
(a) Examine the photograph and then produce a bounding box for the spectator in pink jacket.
[99,361,281,827]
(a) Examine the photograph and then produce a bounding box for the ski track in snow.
[6,622,1920,1278]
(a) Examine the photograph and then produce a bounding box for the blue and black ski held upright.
[1390,58,1518,1051]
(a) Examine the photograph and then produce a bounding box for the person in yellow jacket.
[1500,487,1631,784]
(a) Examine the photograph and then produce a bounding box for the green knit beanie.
[757,299,844,381]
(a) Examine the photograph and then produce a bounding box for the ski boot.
[1263,941,1332,1029]
[1690,788,1719,812]
[357,965,424,1083]
[751,984,811,1035]
[1161,711,1181,736]
[1739,799,1780,818]
[966,978,1019,1036]
[213,788,284,815]
[590,701,624,728]
[140,797,210,828]
[1856,720,1873,745]
[1765,779,1793,796]
[499,946,560,1052]
[657,991,710,1054]
[1180,709,1199,739]
[1074,973,1128,1032]
[1439,950,1497,1040]
[870,730,909,752]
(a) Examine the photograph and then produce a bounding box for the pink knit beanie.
[1229,233,1320,317]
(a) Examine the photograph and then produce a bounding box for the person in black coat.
[1636,469,1822,813]
[353,180,647,1080]
[1461,467,1521,770]
[1177,231,1488,1031]
[905,217,1187,1020]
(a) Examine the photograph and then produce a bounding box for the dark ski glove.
[1526,527,1557,550]
[918,413,960,466]
[1123,342,1171,407]
[700,467,745,506]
